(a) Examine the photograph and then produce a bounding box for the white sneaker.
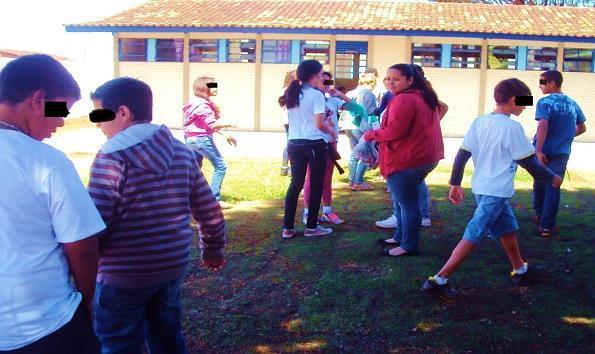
[375,215,397,228]
[421,218,432,227]
[304,225,332,237]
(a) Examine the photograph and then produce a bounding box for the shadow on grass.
[182,161,594,353]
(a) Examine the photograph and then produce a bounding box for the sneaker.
[320,212,345,224]
[282,228,296,239]
[351,182,374,191]
[375,215,398,229]
[421,278,459,300]
[304,225,333,237]
[538,227,552,238]
[280,166,289,176]
[510,263,545,286]
[421,218,432,227]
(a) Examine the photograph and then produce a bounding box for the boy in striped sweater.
[88,77,226,354]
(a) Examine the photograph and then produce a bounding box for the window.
[301,40,330,64]
[411,43,441,68]
[335,41,368,79]
[155,39,183,62]
[563,48,593,72]
[189,39,218,62]
[262,40,291,64]
[228,39,256,63]
[451,44,481,69]
[527,47,557,71]
[119,39,146,62]
[488,46,517,69]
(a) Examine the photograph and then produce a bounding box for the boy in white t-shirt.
[421,78,562,300]
[0,55,106,353]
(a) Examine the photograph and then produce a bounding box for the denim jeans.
[94,279,188,354]
[186,136,227,200]
[0,303,99,354]
[284,139,327,229]
[345,129,368,184]
[389,180,431,219]
[386,162,438,252]
[533,154,569,230]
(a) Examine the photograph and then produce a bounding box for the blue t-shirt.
[533,93,586,156]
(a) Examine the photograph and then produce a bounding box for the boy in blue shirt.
[421,78,562,299]
[533,70,587,237]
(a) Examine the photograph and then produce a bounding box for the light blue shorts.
[462,194,519,245]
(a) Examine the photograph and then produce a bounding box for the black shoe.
[421,278,459,300]
[510,263,546,286]
[375,238,401,247]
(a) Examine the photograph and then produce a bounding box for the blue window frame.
[563,48,594,73]
[488,46,517,70]
[119,39,147,62]
[335,41,368,79]
[527,47,557,71]
[451,44,481,69]
[155,39,184,62]
[262,40,291,64]
[227,39,256,63]
[189,39,218,62]
[411,43,441,68]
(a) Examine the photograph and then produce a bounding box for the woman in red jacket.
[363,64,444,256]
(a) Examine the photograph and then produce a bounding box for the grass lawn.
[71,153,594,353]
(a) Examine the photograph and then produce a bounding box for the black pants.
[284,139,327,229]
[1,302,99,354]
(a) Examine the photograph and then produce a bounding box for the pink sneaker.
[320,212,345,224]
[282,228,296,239]
[350,182,374,191]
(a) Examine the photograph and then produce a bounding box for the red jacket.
[364,90,444,178]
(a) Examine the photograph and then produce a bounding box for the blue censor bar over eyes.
[515,96,533,107]
[89,109,116,123]
[44,101,70,117]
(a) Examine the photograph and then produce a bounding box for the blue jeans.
[345,129,368,184]
[94,279,187,354]
[533,154,568,230]
[389,180,431,219]
[186,136,227,200]
[386,162,438,252]
[463,195,519,245]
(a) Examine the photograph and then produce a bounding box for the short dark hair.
[540,70,563,88]
[0,54,80,104]
[493,78,531,105]
[91,77,153,122]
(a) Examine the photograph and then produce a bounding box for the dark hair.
[323,71,332,79]
[389,63,438,111]
[0,54,80,104]
[540,70,563,88]
[91,77,153,122]
[493,78,531,105]
[283,60,323,109]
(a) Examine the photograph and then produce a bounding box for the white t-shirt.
[0,130,106,350]
[324,95,344,140]
[462,113,535,198]
[287,85,327,141]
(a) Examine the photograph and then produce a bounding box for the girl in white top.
[281,60,336,239]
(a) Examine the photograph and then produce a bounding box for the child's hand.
[448,185,464,205]
[226,135,237,146]
[551,174,563,188]
[203,257,226,271]
[536,151,549,165]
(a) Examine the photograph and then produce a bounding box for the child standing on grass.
[89,77,226,353]
[421,78,562,299]
[184,76,237,209]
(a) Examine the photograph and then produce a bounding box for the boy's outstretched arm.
[516,154,563,188]
[189,160,226,271]
[448,148,472,205]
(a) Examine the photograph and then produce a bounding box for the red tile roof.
[69,0,595,39]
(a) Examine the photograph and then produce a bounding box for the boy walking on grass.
[421,78,562,300]
[532,70,587,237]
[88,77,226,353]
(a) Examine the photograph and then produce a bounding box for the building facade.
[67,0,595,140]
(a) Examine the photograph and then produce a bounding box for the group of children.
[0,52,586,354]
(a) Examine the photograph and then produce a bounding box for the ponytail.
[283,79,302,109]
[282,60,323,109]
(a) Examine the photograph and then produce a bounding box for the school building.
[66,0,595,140]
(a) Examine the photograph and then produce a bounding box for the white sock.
[432,274,448,285]
[513,262,528,275]
[303,208,308,216]
[323,206,332,214]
